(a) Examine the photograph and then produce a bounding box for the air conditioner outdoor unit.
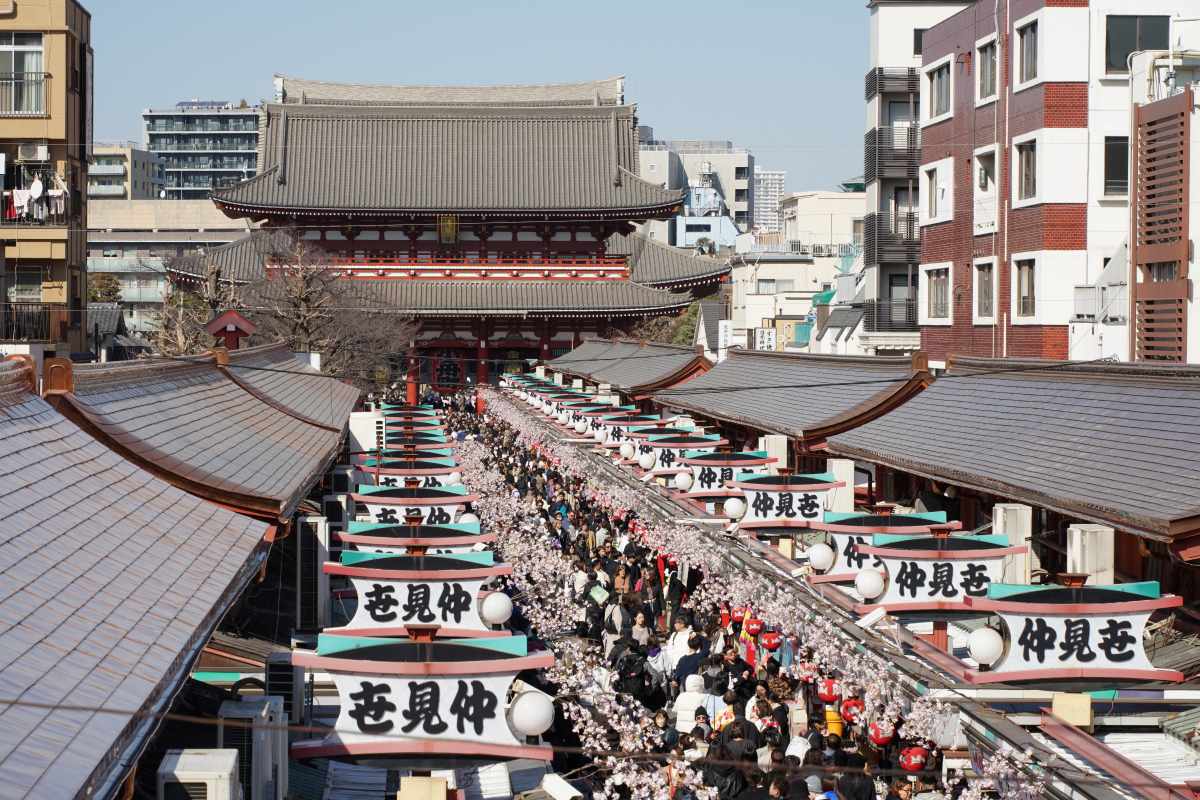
[347,410,385,453]
[294,514,331,632]
[217,698,285,800]
[329,465,354,494]
[158,749,242,800]
[17,142,48,162]
[322,493,350,533]
[265,651,306,726]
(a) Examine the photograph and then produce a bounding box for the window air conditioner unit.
[157,749,242,800]
[217,698,285,800]
[322,493,350,533]
[329,465,354,494]
[17,143,49,162]
[294,514,331,632]
[265,651,307,726]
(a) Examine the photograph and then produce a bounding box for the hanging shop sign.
[852,533,1026,613]
[291,633,555,764]
[625,425,703,459]
[803,510,956,582]
[677,451,776,514]
[962,582,1184,683]
[642,433,725,473]
[337,520,490,554]
[728,471,841,529]
[600,414,673,450]
[352,484,479,526]
[356,455,460,488]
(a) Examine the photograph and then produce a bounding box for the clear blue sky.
[93,0,866,191]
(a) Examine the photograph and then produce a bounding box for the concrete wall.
[780,191,866,245]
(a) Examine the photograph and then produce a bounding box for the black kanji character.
[449,679,498,735]
[380,476,398,487]
[400,681,448,734]
[658,449,676,468]
[719,467,734,484]
[375,507,399,524]
[1059,618,1096,662]
[1098,619,1137,662]
[797,493,821,520]
[751,492,776,519]
[958,563,990,596]
[427,506,452,525]
[438,582,473,624]
[776,492,797,519]
[842,536,866,570]
[363,583,399,622]
[1018,617,1057,664]
[348,681,396,734]
[928,562,959,598]
[698,467,718,490]
[402,584,436,623]
[423,476,442,488]
[895,561,928,598]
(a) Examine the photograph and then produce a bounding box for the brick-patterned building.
[915,0,1178,361]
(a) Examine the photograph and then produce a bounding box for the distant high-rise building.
[88,145,164,200]
[143,101,259,199]
[752,167,786,233]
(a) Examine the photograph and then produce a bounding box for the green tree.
[88,273,122,303]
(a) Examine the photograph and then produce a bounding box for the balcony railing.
[863,212,919,267]
[0,302,68,342]
[89,163,126,177]
[0,72,47,116]
[865,67,918,100]
[88,184,126,197]
[864,126,921,183]
[0,192,75,226]
[862,298,919,333]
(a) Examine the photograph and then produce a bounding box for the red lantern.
[760,631,782,651]
[840,698,865,723]
[719,606,731,628]
[817,678,840,704]
[899,746,930,772]
[745,617,765,636]
[868,721,894,746]
[730,606,747,621]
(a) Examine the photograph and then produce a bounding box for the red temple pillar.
[476,336,488,413]
[406,348,419,406]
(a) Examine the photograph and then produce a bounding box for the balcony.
[864,126,920,183]
[862,298,919,333]
[865,67,918,101]
[0,73,47,116]
[0,302,69,342]
[863,212,919,267]
[88,184,126,197]
[89,163,126,177]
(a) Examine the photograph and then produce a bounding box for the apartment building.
[862,0,970,356]
[0,0,92,361]
[143,100,259,199]
[916,1,1182,362]
[88,144,164,200]
[752,167,787,233]
[639,133,754,233]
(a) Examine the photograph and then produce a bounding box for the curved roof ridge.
[275,74,625,106]
[608,230,729,288]
[948,355,1200,380]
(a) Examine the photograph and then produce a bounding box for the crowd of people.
[440,395,964,800]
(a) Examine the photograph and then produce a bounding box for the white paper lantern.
[807,543,835,572]
[479,591,514,625]
[855,567,885,600]
[592,428,606,442]
[571,420,586,434]
[557,411,569,424]
[619,442,636,459]
[637,452,656,470]
[723,496,746,519]
[444,472,462,486]
[508,690,555,737]
[674,472,694,492]
[458,512,480,526]
[968,626,1005,666]
[542,404,554,416]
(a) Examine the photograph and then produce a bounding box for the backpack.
[603,605,621,636]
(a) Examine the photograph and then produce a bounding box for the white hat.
[685,674,704,693]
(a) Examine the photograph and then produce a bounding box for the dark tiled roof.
[212,104,682,217]
[817,307,864,342]
[225,343,360,430]
[0,359,268,799]
[57,356,345,519]
[166,231,289,284]
[87,303,125,338]
[650,350,927,443]
[697,300,724,352]
[276,74,625,107]
[550,339,709,393]
[363,279,691,316]
[826,358,1200,539]
[609,232,729,288]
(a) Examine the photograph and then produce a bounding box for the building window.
[926,167,939,218]
[734,166,749,180]
[1104,136,1129,195]
[735,188,748,202]
[914,28,927,56]
[976,262,994,318]
[0,32,44,114]
[1019,21,1038,84]
[978,40,998,100]
[756,279,776,294]
[927,268,950,319]
[1016,259,1036,316]
[852,218,864,246]
[685,223,712,233]
[1017,141,1037,201]
[929,64,951,118]
[1106,16,1169,74]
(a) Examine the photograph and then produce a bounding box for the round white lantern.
[557,411,569,424]
[458,512,480,526]
[807,542,835,572]
[479,591,514,625]
[968,626,1005,666]
[573,420,588,434]
[542,404,554,416]
[724,496,746,520]
[619,442,636,460]
[508,690,555,737]
[592,428,606,442]
[445,472,462,486]
[637,452,656,470]
[674,472,694,492]
[855,567,886,600]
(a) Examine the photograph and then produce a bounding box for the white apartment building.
[752,167,787,233]
[638,132,755,238]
